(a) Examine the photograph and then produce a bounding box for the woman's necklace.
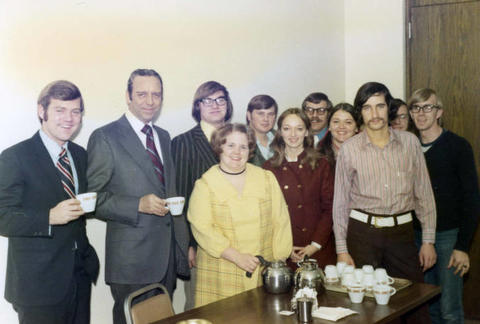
[219,165,246,175]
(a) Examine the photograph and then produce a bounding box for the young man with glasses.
[301,92,332,145]
[172,81,233,310]
[409,88,480,324]
[333,82,436,324]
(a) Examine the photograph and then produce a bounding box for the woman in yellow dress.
[188,123,293,307]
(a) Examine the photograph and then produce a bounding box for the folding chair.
[124,283,175,324]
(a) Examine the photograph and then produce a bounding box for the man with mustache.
[301,92,332,145]
[333,82,436,323]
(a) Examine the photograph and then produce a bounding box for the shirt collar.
[360,127,401,149]
[256,130,275,146]
[200,120,217,142]
[39,129,68,160]
[125,110,153,131]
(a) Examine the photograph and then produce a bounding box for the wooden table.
[154,283,440,324]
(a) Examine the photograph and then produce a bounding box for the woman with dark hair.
[317,103,360,167]
[264,108,335,269]
[389,98,413,132]
[188,123,292,307]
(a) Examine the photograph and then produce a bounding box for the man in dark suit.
[171,80,233,310]
[87,69,189,324]
[0,80,100,324]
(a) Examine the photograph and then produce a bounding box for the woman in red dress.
[264,108,335,269]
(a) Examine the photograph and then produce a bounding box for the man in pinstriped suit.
[171,80,233,310]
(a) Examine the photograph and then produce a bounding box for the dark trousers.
[110,246,176,324]
[13,253,92,324]
[347,218,431,324]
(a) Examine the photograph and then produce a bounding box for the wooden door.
[406,0,480,318]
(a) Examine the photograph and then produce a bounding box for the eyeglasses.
[201,97,227,107]
[304,107,329,115]
[410,104,439,114]
[394,114,409,120]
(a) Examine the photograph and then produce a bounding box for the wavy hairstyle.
[317,103,359,167]
[269,108,320,169]
[211,123,256,160]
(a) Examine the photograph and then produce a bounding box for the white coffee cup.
[374,268,394,285]
[343,265,354,275]
[76,192,97,213]
[373,284,396,305]
[362,265,374,274]
[336,262,347,276]
[165,197,185,216]
[341,272,355,288]
[354,268,364,283]
[347,284,366,303]
[363,272,375,291]
[324,265,339,283]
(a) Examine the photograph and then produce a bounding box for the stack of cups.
[372,268,396,305]
[362,265,375,292]
[326,263,397,305]
[324,265,340,284]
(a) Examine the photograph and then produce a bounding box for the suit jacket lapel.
[191,124,218,166]
[30,132,65,200]
[115,116,165,191]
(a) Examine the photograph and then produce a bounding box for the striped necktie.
[141,125,165,185]
[57,148,75,198]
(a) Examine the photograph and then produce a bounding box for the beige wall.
[0,1,403,323]
[344,0,406,102]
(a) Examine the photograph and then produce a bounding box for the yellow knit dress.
[188,163,293,307]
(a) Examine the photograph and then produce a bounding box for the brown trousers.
[347,218,431,324]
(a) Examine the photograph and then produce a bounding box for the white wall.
[344,0,406,102]
[0,1,404,323]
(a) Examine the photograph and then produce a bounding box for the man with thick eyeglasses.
[409,88,480,324]
[301,92,332,145]
[172,81,233,310]
[333,82,436,324]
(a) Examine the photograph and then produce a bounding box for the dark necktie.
[57,148,75,198]
[141,125,165,185]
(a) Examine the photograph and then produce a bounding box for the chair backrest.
[124,283,175,324]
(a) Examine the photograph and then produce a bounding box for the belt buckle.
[372,217,382,228]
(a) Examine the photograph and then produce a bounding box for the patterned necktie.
[57,148,75,198]
[141,125,165,185]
